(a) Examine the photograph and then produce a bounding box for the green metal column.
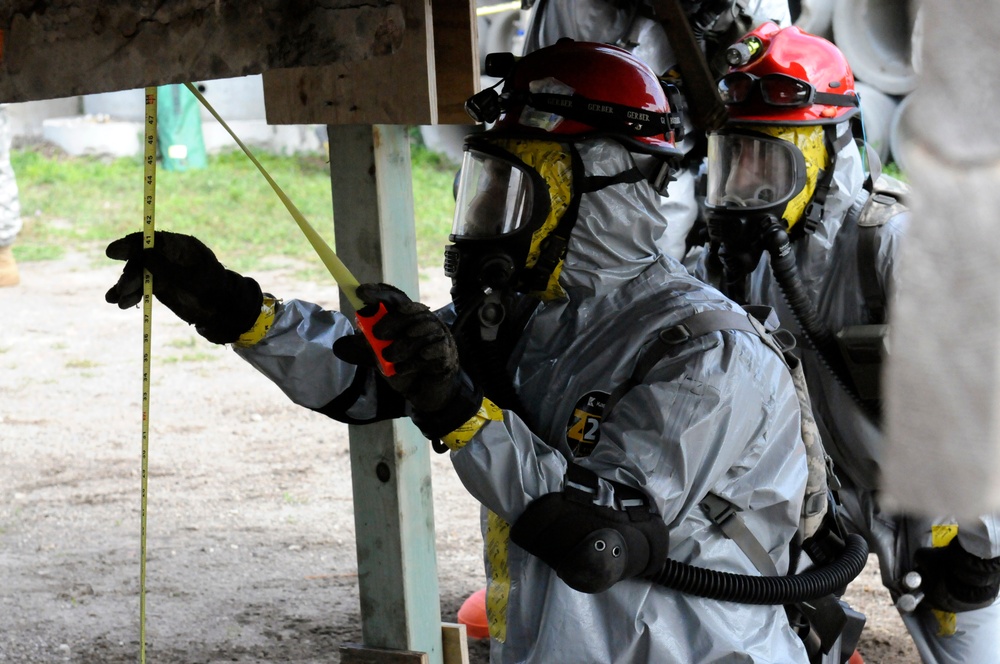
[327,123,443,664]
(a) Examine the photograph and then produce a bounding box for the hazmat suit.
[697,23,1000,664]
[106,41,816,663]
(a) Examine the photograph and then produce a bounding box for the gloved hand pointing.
[105,231,264,344]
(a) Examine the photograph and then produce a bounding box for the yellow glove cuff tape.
[441,398,503,451]
[234,295,279,348]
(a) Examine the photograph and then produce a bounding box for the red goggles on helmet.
[719,72,859,109]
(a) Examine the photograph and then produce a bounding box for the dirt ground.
[0,250,920,663]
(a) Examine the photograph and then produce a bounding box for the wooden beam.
[263,0,478,125]
[329,124,443,664]
[0,1,405,102]
[341,643,429,664]
[430,0,479,123]
[441,623,471,664]
[264,0,439,126]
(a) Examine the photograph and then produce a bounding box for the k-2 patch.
[566,391,609,457]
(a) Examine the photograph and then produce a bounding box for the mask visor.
[453,149,534,239]
[706,131,802,210]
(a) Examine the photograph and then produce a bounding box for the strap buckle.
[701,492,739,526]
[658,324,692,345]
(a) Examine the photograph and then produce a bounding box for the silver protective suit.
[703,125,1000,664]
[236,139,810,663]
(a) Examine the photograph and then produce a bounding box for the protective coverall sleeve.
[873,213,1000,557]
[450,411,571,521]
[876,212,1000,598]
[233,298,405,424]
[958,516,1000,559]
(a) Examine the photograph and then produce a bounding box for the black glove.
[105,231,263,344]
[914,537,1000,613]
[333,283,481,438]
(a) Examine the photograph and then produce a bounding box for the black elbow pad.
[510,468,669,594]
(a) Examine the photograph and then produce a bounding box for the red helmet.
[720,22,860,125]
[468,39,683,160]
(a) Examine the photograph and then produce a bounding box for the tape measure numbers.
[139,85,157,664]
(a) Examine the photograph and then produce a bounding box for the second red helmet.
[720,22,860,125]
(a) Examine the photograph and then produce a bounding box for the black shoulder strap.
[800,127,854,236]
[855,177,908,324]
[856,217,885,324]
[837,190,884,324]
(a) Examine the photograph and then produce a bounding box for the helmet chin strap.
[796,124,853,238]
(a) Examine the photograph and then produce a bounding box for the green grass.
[161,352,218,364]
[164,337,200,349]
[882,161,906,181]
[65,359,99,369]
[10,136,459,278]
[12,136,903,284]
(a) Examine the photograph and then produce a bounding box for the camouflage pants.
[0,105,22,248]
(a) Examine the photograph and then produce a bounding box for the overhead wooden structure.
[0,0,478,124]
[263,0,478,124]
[0,2,479,663]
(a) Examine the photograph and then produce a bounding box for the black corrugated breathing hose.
[648,533,869,604]
[761,220,880,419]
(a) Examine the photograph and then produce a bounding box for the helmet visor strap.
[521,91,671,138]
[706,131,804,210]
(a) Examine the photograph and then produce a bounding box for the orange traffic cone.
[848,649,865,664]
[457,587,489,640]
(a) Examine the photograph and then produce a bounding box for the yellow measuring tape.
[136,82,372,658]
[182,82,363,310]
[139,86,157,664]
[477,1,520,16]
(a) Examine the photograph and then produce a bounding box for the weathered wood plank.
[0,1,405,103]
[262,0,436,126]
[430,0,479,123]
[441,623,470,664]
[263,0,469,125]
[341,643,429,664]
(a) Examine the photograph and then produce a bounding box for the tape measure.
[181,83,402,373]
[139,85,157,664]
[181,82,363,310]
